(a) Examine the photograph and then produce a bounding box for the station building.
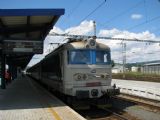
[141,62,160,75]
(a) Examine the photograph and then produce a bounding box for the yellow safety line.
[28,78,62,120]
[48,107,62,120]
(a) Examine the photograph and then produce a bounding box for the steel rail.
[114,94,160,111]
[90,103,130,120]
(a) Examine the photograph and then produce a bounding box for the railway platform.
[0,76,86,120]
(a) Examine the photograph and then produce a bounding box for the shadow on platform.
[0,76,65,110]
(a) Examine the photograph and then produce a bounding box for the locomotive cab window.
[68,50,111,65]
[68,50,91,64]
[96,50,111,64]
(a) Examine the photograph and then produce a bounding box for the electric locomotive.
[27,38,119,104]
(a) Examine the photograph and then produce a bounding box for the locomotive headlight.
[77,74,82,80]
[73,73,82,81]
[74,73,88,80]
[83,74,88,80]
[105,73,109,78]
[100,74,105,79]
[100,73,109,79]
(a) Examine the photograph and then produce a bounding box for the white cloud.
[49,26,64,34]
[27,20,160,67]
[27,20,94,67]
[65,20,94,35]
[98,28,160,63]
[42,20,94,55]
[131,14,143,20]
[43,20,94,54]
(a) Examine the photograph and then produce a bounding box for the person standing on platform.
[5,70,11,84]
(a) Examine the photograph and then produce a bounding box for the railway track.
[53,91,160,120]
[92,105,130,120]
[113,94,160,111]
[47,85,139,120]
[76,103,139,120]
[75,94,160,120]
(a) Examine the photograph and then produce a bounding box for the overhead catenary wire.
[65,0,107,35]
[115,0,160,35]
[78,0,107,25]
[105,14,160,39]
[147,27,160,34]
[144,0,148,23]
[49,32,160,43]
[66,0,83,18]
[100,0,144,28]
[59,0,83,27]
[127,15,160,31]
[99,0,160,39]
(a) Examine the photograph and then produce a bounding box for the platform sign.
[4,40,43,54]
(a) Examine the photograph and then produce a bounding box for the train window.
[68,50,111,65]
[96,50,110,64]
[69,50,91,64]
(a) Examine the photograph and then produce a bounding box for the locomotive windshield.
[96,50,110,64]
[69,50,91,64]
[68,50,111,64]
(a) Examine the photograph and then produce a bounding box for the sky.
[1,0,160,66]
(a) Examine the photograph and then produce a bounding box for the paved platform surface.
[0,76,86,120]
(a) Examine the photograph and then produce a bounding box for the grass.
[112,72,160,82]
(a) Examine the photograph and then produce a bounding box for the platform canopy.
[0,9,64,69]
